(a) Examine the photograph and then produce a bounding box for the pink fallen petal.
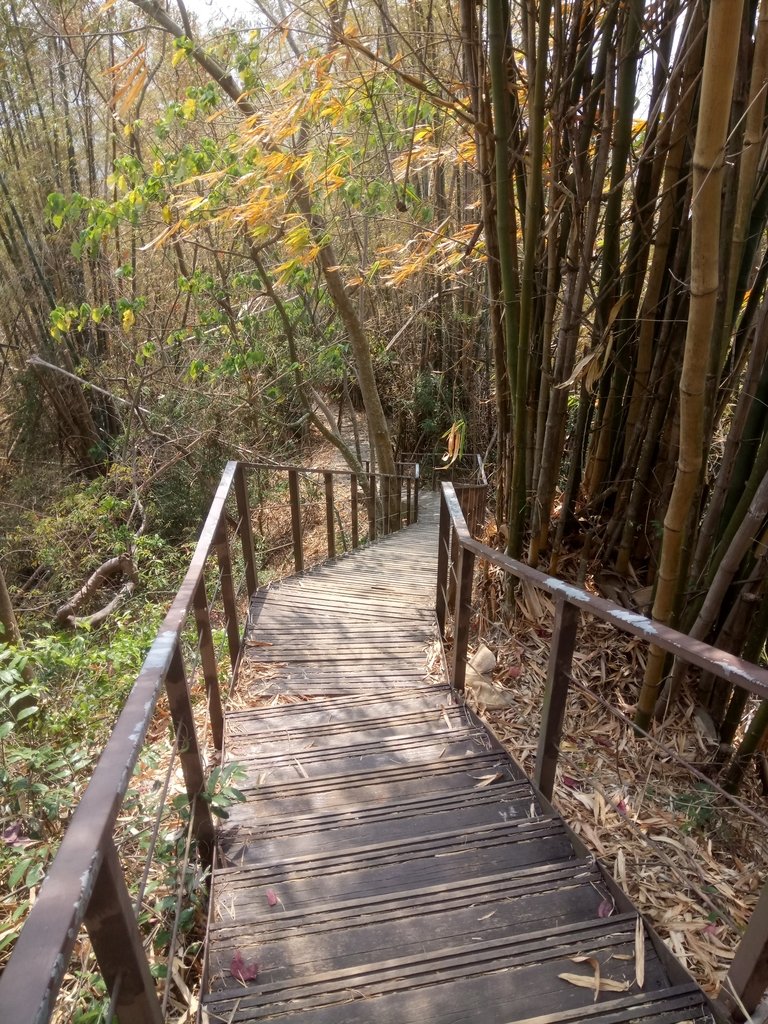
[561,775,580,790]
[266,888,279,907]
[231,950,259,982]
[597,898,615,918]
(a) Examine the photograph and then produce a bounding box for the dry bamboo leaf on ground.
[635,916,645,988]
[472,572,768,996]
[559,971,629,997]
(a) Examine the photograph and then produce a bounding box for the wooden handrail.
[0,456,422,1022]
[244,459,418,480]
[436,479,768,1020]
[0,461,247,1022]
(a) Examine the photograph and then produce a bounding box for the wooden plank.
[205,984,707,1024]
[207,873,609,990]
[227,753,524,814]
[210,860,602,936]
[244,648,430,663]
[225,689,451,722]
[203,916,668,1022]
[218,785,541,862]
[227,727,481,762]
[215,819,576,906]
[240,679,439,698]
[202,487,713,1024]
[226,705,469,744]
[228,730,495,776]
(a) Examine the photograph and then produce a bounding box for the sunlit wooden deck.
[201,496,714,1024]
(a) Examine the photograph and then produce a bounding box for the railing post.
[350,474,359,548]
[84,839,163,1024]
[234,463,258,596]
[324,471,336,559]
[451,543,476,693]
[406,476,412,524]
[193,578,224,752]
[534,597,579,801]
[381,475,390,536]
[165,642,215,867]
[215,521,240,671]
[393,473,402,531]
[414,466,420,522]
[721,881,768,1019]
[368,473,377,542]
[436,488,450,638]
[288,468,304,572]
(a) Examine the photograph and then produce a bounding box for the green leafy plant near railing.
[199,763,247,820]
[0,524,198,993]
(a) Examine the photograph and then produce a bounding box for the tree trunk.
[636,0,745,729]
[0,563,21,646]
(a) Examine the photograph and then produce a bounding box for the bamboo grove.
[3,0,768,779]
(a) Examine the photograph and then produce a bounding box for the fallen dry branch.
[55,554,138,628]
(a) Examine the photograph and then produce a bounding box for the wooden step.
[204,489,714,1023]
[203,915,688,1023]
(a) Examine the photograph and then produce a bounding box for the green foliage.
[146,459,220,543]
[411,371,463,449]
[0,640,36,735]
[671,783,719,833]
[198,763,247,819]
[9,477,133,589]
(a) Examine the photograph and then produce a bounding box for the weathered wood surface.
[203,494,714,1023]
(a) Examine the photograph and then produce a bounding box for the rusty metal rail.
[436,480,768,1022]
[246,461,419,572]
[0,457,419,1023]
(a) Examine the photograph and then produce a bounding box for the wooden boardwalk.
[202,496,714,1024]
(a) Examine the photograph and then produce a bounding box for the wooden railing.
[0,457,418,1023]
[436,480,768,1022]
[249,461,420,575]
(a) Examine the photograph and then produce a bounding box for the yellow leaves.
[121,308,136,333]
[284,223,312,254]
[107,46,148,119]
[172,47,187,69]
[161,205,173,225]
[319,98,346,123]
[105,44,145,77]
[439,420,466,469]
[632,118,648,140]
[182,97,197,120]
[556,293,631,392]
[140,221,184,251]
[386,219,480,287]
[310,153,349,193]
[558,970,630,998]
[261,151,307,177]
[457,137,477,165]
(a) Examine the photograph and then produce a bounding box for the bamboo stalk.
[637,0,745,729]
